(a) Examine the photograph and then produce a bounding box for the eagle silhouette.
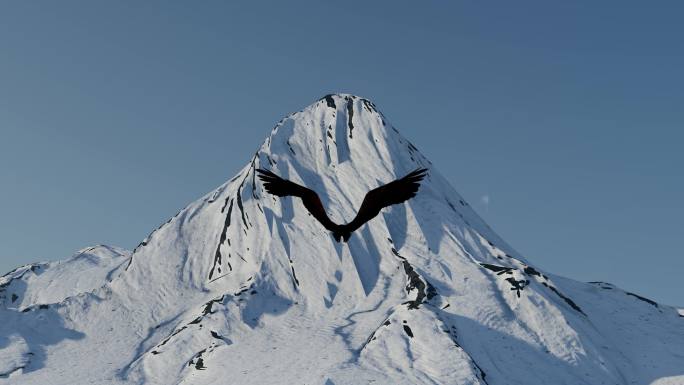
[256,168,428,242]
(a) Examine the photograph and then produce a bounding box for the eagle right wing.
[345,168,428,233]
[256,169,339,231]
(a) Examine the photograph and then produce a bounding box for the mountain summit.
[1,94,682,385]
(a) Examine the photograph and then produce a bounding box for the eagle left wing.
[256,168,339,232]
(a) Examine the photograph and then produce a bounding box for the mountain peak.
[260,92,430,191]
[3,96,683,385]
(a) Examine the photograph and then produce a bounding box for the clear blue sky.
[1,1,682,306]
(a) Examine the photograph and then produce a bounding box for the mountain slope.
[1,245,130,309]
[1,94,682,385]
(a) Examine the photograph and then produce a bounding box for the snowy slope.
[0,245,130,309]
[0,245,130,378]
[1,94,682,384]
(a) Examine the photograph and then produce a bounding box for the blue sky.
[1,1,682,306]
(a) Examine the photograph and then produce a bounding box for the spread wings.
[256,169,338,231]
[257,168,428,236]
[346,168,428,233]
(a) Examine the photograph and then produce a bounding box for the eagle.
[256,168,428,242]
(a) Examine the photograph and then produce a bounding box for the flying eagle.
[256,168,428,242]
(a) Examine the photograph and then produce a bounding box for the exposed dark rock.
[505,278,530,298]
[401,260,428,310]
[346,97,354,138]
[0,364,27,378]
[474,361,488,384]
[187,349,208,370]
[480,263,513,275]
[236,172,250,229]
[210,199,234,279]
[158,325,188,347]
[523,266,542,277]
[125,256,134,271]
[626,292,658,308]
[209,330,232,345]
[133,240,147,253]
[323,94,336,109]
[290,265,300,289]
[392,248,437,309]
[542,282,586,315]
[201,295,226,317]
[426,281,438,300]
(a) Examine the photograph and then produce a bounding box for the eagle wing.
[256,169,338,231]
[345,168,428,233]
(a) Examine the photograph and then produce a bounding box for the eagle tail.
[332,228,352,243]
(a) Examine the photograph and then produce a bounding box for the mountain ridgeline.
[1,94,682,385]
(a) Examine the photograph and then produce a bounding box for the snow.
[1,94,682,384]
[1,245,130,309]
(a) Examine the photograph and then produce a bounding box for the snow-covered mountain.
[1,94,682,385]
